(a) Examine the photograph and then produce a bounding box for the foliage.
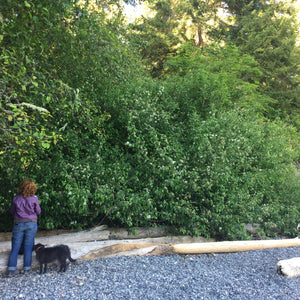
[223,0,266,17]
[129,0,181,77]
[160,45,300,238]
[0,0,125,229]
[163,43,274,117]
[182,110,299,239]
[223,0,300,127]
[0,0,63,170]
[129,0,221,77]
[0,0,299,240]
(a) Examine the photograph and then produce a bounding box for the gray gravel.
[1,246,299,300]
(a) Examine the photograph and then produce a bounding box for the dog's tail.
[69,256,76,263]
[64,245,76,263]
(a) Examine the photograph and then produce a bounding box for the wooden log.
[79,243,161,260]
[172,238,300,254]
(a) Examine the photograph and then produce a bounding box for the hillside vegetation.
[0,0,299,239]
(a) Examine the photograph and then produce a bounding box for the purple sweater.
[10,194,41,222]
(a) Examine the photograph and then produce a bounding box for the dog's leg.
[62,264,67,272]
[59,258,67,272]
[44,263,47,274]
[63,262,67,272]
[39,263,43,274]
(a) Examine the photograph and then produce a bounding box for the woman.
[7,179,41,275]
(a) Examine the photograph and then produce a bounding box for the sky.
[123,2,151,22]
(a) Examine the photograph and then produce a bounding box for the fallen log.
[172,238,300,254]
[57,236,210,260]
[79,243,164,260]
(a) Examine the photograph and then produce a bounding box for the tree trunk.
[172,238,300,254]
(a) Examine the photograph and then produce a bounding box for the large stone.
[277,257,300,278]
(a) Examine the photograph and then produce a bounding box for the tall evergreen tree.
[223,0,300,124]
[129,0,220,77]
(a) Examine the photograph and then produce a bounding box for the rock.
[245,223,261,234]
[277,257,300,278]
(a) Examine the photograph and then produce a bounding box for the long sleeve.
[9,201,15,215]
[35,198,41,215]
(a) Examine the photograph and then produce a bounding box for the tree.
[223,0,300,125]
[129,0,221,77]
[224,0,266,17]
[163,42,270,117]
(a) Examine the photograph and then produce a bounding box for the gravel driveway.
[1,246,299,299]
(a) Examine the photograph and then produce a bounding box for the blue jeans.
[7,222,37,271]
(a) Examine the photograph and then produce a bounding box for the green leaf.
[24,1,31,8]
[41,142,50,149]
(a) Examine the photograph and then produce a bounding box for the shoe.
[19,270,31,275]
[6,270,17,278]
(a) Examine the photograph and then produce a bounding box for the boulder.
[277,257,300,278]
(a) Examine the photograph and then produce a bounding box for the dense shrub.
[182,110,299,239]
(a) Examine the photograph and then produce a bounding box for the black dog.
[34,243,76,274]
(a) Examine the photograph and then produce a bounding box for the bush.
[182,109,299,239]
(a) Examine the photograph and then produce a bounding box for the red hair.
[18,179,37,197]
